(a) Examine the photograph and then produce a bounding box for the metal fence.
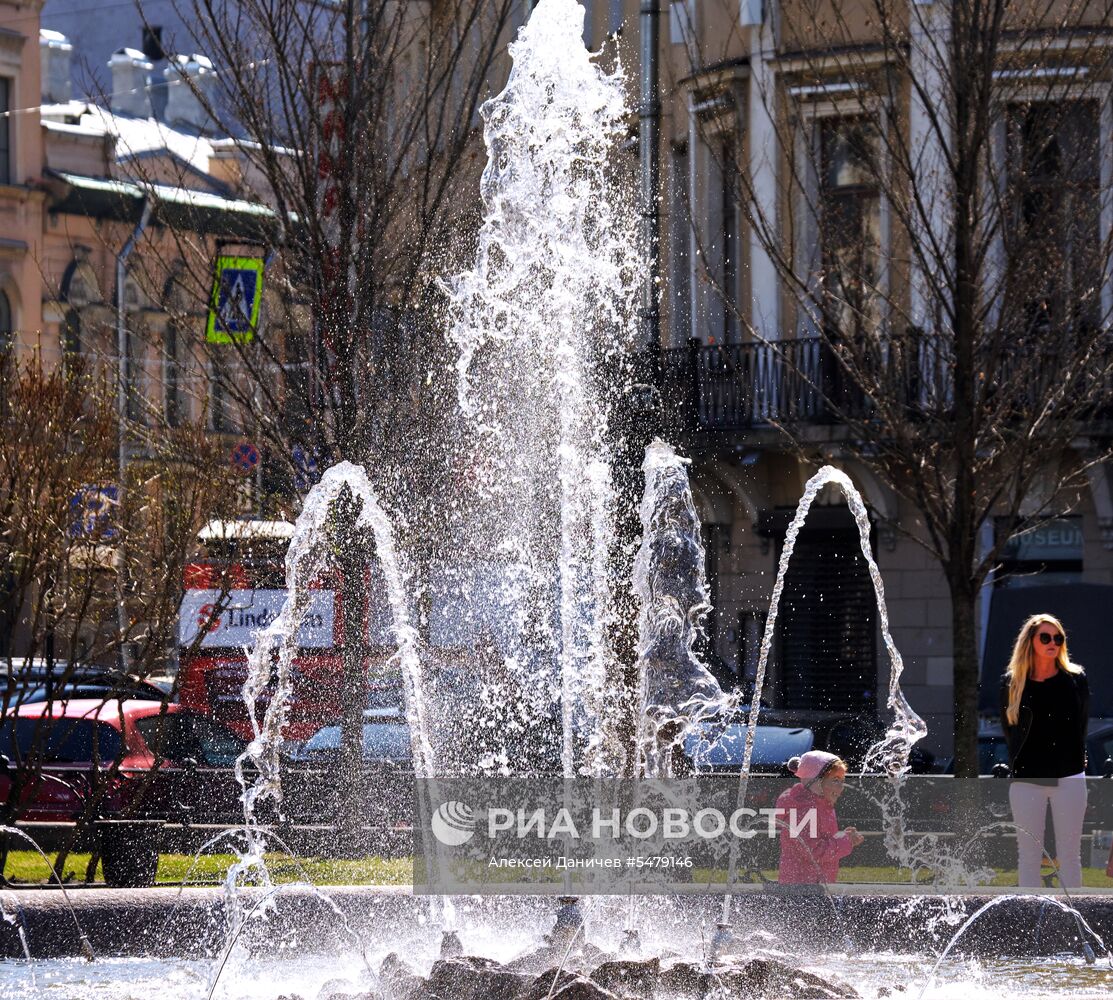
[661,332,1113,432]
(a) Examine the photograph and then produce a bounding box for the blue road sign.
[70,485,118,539]
[292,444,320,491]
[207,256,264,343]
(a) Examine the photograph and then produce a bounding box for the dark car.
[942,721,1113,775]
[685,706,937,774]
[285,708,411,766]
[682,720,814,773]
[281,708,411,833]
[2,660,171,709]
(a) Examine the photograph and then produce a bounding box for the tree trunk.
[610,381,663,778]
[948,572,981,778]
[334,486,369,857]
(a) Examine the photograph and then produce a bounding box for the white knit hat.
[787,750,843,783]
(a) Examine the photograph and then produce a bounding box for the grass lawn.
[2,849,413,886]
[5,852,1113,889]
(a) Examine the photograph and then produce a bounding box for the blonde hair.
[1004,613,1083,725]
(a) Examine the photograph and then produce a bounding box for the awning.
[44,168,281,241]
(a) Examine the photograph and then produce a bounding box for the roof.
[198,518,297,542]
[44,168,279,240]
[41,101,218,175]
[13,699,180,723]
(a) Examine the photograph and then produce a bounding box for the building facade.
[642,0,1113,756]
[0,0,282,667]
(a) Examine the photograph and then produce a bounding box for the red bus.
[177,522,397,741]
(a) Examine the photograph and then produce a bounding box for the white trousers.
[1009,773,1088,888]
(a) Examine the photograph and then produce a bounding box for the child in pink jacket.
[776,750,863,884]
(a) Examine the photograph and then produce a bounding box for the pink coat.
[775,781,854,884]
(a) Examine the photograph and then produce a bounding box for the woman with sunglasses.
[1000,613,1090,887]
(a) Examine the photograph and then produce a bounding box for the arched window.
[0,290,11,353]
[62,307,81,356]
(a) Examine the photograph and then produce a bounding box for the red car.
[0,698,246,824]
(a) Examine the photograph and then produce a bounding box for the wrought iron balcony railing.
[659,333,1113,433]
[660,337,875,431]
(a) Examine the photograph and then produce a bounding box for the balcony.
[660,334,1113,434]
[660,337,876,432]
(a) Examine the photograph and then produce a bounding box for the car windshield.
[0,718,122,764]
[134,712,244,767]
[301,723,411,762]
[684,724,814,769]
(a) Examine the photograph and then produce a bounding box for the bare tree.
[106,0,523,842]
[141,1,517,488]
[674,0,1113,774]
[0,352,242,879]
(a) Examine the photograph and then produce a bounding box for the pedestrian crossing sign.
[206,255,264,344]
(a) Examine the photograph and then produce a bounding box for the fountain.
[3,1,1113,997]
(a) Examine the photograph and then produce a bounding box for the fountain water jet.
[227,461,432,932]
[633,439,727,777]
[444,0,641,778]
[8,5,1113,998]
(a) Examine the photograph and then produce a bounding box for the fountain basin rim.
[5,885,1113,961]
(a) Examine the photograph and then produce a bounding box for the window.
[0,78,10,185]
[609,0,623,34]
[817,118,881,337]
[0,718,123,764]
[1006,101,1100,334]
[141,26,164,62]
[134,712,244,767]
[0,290,10,353]
[669,144,692,343]
[61,307,81,358]
[165,322,184,427]
[282,330,313,440]
[210,353,238,433]
[698,523,736,690]
[124,329,143,422]
[515,0,539,25]
[720,135,740,342]
[670,1,695,45]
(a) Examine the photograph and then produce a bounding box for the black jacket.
[999,669,1090,772]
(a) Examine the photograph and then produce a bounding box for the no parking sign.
[230,440,260,474]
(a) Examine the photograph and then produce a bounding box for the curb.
[4,886,1113,960]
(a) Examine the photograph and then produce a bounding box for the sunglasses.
[1035,632,1065,646]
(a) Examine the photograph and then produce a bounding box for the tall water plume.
[444,0,641,777]
[721,465,932,921]
[633,440,727,776]
[228,462,430,923]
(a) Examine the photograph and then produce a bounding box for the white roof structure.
[198,519,297,543]
[41,100,217,174]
